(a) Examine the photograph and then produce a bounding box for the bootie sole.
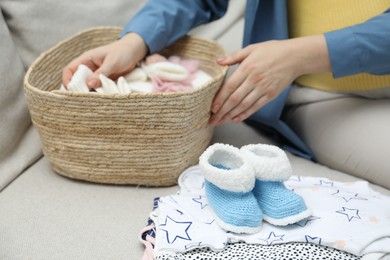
[263,208,313,226]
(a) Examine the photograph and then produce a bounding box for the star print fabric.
[151,166,390,259]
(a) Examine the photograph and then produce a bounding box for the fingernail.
[232,117,240,123]
[211,104,220,113]
[87,79,98,88]
[216,58,225,63]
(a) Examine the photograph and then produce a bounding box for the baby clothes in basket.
[60,55,212,94]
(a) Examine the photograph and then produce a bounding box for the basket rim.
[24,26,228,99]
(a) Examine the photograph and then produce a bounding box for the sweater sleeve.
[119,0,228,53]
[325,8,390,78]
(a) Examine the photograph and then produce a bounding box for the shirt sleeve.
[119,0,229,54]
[325,8,390,78]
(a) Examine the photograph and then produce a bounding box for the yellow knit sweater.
[288,0,390,91]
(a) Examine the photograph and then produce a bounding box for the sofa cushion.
[0,0,147,67]
[0,156,178,260]
[0,9,42,191]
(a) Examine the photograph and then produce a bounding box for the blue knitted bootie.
[241,144,312,226]
[253,180,311,225]
[199,143,262,234]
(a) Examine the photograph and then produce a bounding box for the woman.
[63,0,390,188]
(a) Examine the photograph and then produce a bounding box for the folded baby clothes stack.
[145,165,390,260]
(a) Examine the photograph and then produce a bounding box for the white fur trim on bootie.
[241,144,292,181]
[199,143,255,192]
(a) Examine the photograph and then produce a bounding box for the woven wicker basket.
[24,27,227,186]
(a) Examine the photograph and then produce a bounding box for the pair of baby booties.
[199,143,312,234]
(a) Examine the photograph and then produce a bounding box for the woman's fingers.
[230,91,270,123]
[211,48,256,114]
[210,65,247,116]
[87,58,116,88]
[217,45,253,66]
[209,74,253,124]
[210,49,261,124]
[210,41,297,125]
[209,77,269,125]
[62,67,75,87]
[62,49,104,88]
[62,33,148,89]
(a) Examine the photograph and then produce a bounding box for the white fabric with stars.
[152,166,390,259]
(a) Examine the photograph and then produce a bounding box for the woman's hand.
[62,32,148,89]
[209,34,331,125]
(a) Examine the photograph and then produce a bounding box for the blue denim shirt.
[120,0,390,159]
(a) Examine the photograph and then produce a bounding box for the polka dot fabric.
[156,242,360,260]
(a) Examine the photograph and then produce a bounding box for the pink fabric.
[168,55,199,74]
[139,224,156,260]
[145,55,201,93]
[152,76,193,93]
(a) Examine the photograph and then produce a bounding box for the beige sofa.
[1,1,389,259]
